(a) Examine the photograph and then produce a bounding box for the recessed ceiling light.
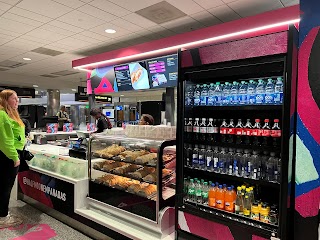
[120,95,124,97]
[71,89,77,92]
[105,29,116,34]
[23,57,31,61]
[33,85,39,88]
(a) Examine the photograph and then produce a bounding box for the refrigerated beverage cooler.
[176,26,298,240]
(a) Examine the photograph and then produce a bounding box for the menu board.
[147,54,178,88]
[114,62,150,91]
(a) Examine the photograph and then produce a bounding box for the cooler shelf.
[185,105,282,112]
[184,167,281,189]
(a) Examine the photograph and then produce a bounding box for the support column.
[88,94,95,123]
[165,87,175,126]
[47,89,60,116]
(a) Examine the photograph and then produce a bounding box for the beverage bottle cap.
[219,185,223,188]
[237,186,242,191]
[211,183,215,187]
[264,119,269,122]
[204,182,208,185]
[209,118,213,121]
[202,118,206,121]
[195,118,199,120]
[255,119,260,122]
[223,184,227,188]
[227,187,232,191]
[246,188,251,192]
[274,119,279,122]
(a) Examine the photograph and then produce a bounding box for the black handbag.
[22,149,34,161]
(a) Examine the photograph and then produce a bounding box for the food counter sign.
[95,95,112,103]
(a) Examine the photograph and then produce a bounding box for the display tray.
[182,200,278,235]
[89,180,157,221]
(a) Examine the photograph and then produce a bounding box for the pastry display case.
[88,134,176,222]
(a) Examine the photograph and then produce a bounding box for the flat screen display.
[114,62,150,91]
[147,54,178,88]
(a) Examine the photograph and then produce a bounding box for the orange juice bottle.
[225,187,235,212]
[216,185,225,209]
[208,183,216,207]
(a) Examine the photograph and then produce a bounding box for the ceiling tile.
[110,18,143,32]
[3,38,44,51]
[221,0,238,3]
[9,7,52,23]
[10,51,50,63]
[72,33,104,44]
[47,20,84,34]
[166,0,204,15]
[16,0,72,18]
[1,12,43,27]
[121,13,157,28]
[191,10,223,27]
[208,4,241,22]
[26,28,69,42]
[89,0,131,17]
[77,4,118,22]
[0,35,15,45]
[79,0,94,2]
[0,1,11,11]
[90,24,132,38]
[56,10,106,30]
[55,37,93,48]
[0,0,21,5]
[78,31,110,41]
[40,24,76,37]
[108,0,162,12]
[228,0,283,18]
[280,0,299,7]
[161,16,205,34]
[148,25,176,37]
[195,0,225,9]
[0,18,36,34]
[19,35,51,45]
[0,28,21,37]
[45,43,80,52]
[52,0,86,8]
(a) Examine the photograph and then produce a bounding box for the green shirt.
[0,110,25,162]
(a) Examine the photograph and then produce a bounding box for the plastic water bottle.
[274,77,283,104]
[200,84,208,106]
[219,148,227,174]
[235,149,243,177]
[188,179,195,201]
[185,85,194,106]
[214,82,223,106]
[207,83,215,106]
[206,146,213,171]
[265,78,275,104]
[195,180,203,204]
[192,145,199,168]
[202,182,209,205]
[251,151,260,179]
[198,145,206,169]
[222,82,231,105]
[255,79,265,105]
[238,81,248,105]
[230,81,239,105]
[227,148,234,175]
[243,149,251,178]
[193,84,201,106]
[247,80,257,105]
[213,147,220,173]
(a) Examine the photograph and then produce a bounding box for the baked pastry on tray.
[135,153,157,164]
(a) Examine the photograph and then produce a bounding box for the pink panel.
[181,50,193,68]
[252,235,268,240]
[178,211,234,240]
[72,5,299,68]
[199,32,288,65]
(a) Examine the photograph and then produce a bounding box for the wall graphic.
[295,1,320,239]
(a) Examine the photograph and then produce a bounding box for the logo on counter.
[22,177,66,201]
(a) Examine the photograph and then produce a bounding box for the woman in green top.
[0,89,24,228]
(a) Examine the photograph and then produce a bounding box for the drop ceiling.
[0,0,298,93]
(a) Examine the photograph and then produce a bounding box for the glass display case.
[28,147,88,180]
[88,134,176,222]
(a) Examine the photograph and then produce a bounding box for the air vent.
[136,1,186,24]
[31,47,64,56]
[0,67,9,71]
[50,70,79,76]
[40,74,59,78]
[0,60,27,68]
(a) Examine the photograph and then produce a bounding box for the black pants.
[0,151,19,217]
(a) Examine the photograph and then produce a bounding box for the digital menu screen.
[147,54,178,88]
[114,62,150,91]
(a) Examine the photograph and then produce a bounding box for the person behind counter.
[90,108,112,133]
[0,89,24,228]
[56,105,70,131]
[139,114,154,125]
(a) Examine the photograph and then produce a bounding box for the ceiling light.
[23,58,31,61]
[105,29,116,34]
[120,95,124,97]
[33,85,39,88]
[74,18,300,70]
[71,89,77,92]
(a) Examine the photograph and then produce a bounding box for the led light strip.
[74,18,300,71]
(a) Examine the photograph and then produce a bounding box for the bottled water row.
[184,145,281,182]
[185,77,284,106]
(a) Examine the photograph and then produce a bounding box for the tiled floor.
[0,199,92,240]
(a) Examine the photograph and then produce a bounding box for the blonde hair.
[0,89,24,126]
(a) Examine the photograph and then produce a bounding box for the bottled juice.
[243,188,251,217]
[225,187,235,212]
[251,201,260,220]
[235,186,244,215]
[216,185,225,209]
[208,183,216,207]
[260,203,270,223]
